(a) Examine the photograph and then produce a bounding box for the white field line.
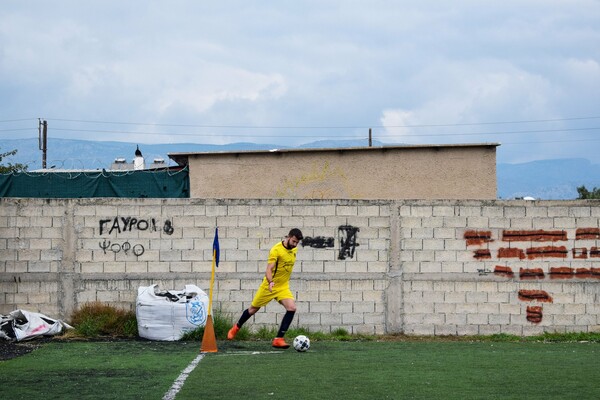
[162,350,282,399]
[162,353,205,400]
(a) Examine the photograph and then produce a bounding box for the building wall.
[1,198,599,336]
[185,145,498,200]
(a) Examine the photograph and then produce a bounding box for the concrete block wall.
[0,198,391,335]
[1,198,599,336]
[397,200,600,335]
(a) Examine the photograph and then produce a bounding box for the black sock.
[276,311,296,338]
[237,309,252,328]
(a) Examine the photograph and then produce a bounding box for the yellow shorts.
[251,281,294,308]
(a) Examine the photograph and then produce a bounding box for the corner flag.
[213,227,220,267]
[201,227,219,353]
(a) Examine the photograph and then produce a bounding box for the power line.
[0,118,37,124]
[46,115,600,129]
[48,126,600,139]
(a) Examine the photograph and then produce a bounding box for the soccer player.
[227,228,304,348]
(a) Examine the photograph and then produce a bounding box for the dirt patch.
[0,338,52,361]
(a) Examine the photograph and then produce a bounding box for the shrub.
[70,302,137,338]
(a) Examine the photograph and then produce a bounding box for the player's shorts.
[251,282,294,308]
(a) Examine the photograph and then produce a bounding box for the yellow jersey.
[266,241,298,286]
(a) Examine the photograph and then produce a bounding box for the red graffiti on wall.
[464,230,493,246]
[519,268,545,279]
[518,289,552,302]
[467,228,599,324]
[576,228,600,240]
[526,306,543,323]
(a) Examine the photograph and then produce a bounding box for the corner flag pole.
[201,227,219,353]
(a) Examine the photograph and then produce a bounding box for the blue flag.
[212,227,220,267]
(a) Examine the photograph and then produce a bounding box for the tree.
[576,185,600,199]
[0,148,28,173]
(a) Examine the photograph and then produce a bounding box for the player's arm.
[265,262,276,292]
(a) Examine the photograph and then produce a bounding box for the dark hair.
[288,228,303,241]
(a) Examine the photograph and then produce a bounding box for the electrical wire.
[46,115,600,129]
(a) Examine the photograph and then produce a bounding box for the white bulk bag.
[136,284,209,341]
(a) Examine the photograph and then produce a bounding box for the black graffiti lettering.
[338,225,360,260]
[137,220,149,231]
[100,240,143,256]
[99,217,168,235]
[302,236,335,249]
[133,244,145,256]
[99,240,111,254]
[99,219,111,235]
[163,220,174,235]
[109,218,121,235]
[120,217,131,231]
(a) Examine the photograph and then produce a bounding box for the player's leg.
[227,305,260,340]
[228,284,275,340]
[272,298,296,348]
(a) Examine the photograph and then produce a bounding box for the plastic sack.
[136,284,209,341]
[0,310,73,342]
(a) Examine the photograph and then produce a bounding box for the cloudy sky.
[1,1,598,163]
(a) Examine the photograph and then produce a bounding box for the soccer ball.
[293,335,310,352]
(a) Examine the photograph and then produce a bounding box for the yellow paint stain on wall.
[276,161,360,199]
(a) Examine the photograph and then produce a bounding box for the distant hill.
[497,158,600,200]
[2,138,599,200]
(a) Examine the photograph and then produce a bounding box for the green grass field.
[2,338,599,400]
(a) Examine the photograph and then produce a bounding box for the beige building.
[169,143,499,200]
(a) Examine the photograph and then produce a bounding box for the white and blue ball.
[293,335,310,352]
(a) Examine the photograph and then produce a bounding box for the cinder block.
[353,302,375,313]
[548,207,569,217]
[466,292,488,303]
[488,217,510,229]
[27,261,52,273]
[205,205,227,216]
[319,291,341,302]
[445,313,467,325]
[433,206,455,217]
[467,313,489,324]
[443,217,468,228]
[412,206,433,217]
[299,313,321,325]
[309,302,332,313]
[435,324,457,335]
[342,312,364,324]
[509,219,533,229]
[320,313,342,325]
[104,262,126,273]
[445,292,466,304]
[341,291,363,302]
[367,261,388,273]
[456,325,480,336]
[404,323,434,335]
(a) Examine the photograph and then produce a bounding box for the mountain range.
[2,138,599,200]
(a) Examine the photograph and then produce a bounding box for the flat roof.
[168,142,500,166]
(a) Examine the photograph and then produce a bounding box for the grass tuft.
[69,302,137,338]
[179,310,242,341]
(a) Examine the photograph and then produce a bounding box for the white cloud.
[0,1,598,162]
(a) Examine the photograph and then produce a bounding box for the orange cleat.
[227,324,240,340]
[272,337,290,349]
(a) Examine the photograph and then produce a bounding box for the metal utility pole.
[38,119,48,169]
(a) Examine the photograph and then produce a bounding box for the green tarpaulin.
[0,168,189,198]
